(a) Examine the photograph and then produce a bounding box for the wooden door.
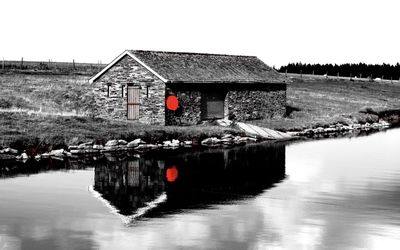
[202,91,225,119]
[127,86,140,120]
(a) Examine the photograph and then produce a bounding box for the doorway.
[202,91,225,120]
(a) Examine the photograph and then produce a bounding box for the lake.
[0,128,399,249]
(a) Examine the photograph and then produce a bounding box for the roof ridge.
[129,50,257,58]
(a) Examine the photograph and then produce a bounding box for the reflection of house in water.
[94,142,285,218]
[154,142,286,216]
[94,158,166,216]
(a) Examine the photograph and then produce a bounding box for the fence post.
[337,72,339,79]
[285,69,287,77]
[300,70,302,78]
[20,57,24,69]
[312,70,314,75]
[73,59,76,70]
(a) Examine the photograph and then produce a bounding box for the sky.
[1,0,399,67]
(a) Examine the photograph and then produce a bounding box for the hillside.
[0,72,399,151]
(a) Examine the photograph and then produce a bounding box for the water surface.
[0,129,400,249]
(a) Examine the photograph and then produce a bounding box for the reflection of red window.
[166,95,179,111]
[166,166,178,182]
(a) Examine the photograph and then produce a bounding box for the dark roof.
[130,50,286,84]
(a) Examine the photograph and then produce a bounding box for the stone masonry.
[91,55,165,125]
[226,85,286,121]
[165,84,286,124]
[165,89,202,126]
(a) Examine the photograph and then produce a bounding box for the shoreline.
[0,116,398,165]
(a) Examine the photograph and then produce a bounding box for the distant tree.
[279,62,400,79]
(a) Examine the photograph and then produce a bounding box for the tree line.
[278,62,400,80]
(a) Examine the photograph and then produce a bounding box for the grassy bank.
[0,112,240,154]
[252,75,400,131]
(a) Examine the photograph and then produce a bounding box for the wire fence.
[1,58,106,75]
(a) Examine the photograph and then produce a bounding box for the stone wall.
[226,85,286,121]
[165,84,286,124]
[165,88,202,126]
[91,55,165,125]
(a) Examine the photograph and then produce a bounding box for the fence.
[1,57,106,75]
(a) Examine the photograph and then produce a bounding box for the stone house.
[89,50,287,125]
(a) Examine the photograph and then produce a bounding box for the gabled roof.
[89,50,286,84]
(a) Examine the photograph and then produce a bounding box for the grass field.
[0,74,94,115]
[0,73,399,151]
[252,75,400,131]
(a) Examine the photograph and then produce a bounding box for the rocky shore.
[0,118,396,164]
[0,134,259,163]
[291,120,391,138]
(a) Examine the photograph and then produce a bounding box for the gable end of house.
[89,50,168,84]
